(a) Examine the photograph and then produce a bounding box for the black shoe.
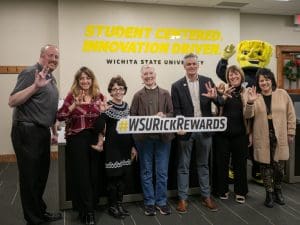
[78,212,85,223]
[264,191,274,208]
[108,206,125,219]
[117,202,130,216]
[85,212,95,225]
[274,189,285,205]
[144,205,156,216]
[156,204,171,215]
[43,211,63,222]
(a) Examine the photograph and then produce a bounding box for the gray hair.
[140,64,155,74]
[183,53,199,65]
[40,44,58,56]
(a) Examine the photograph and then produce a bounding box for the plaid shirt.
[57,92,104,137]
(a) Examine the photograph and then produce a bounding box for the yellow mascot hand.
[222,44,236,60]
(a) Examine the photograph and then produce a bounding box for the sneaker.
[219,192,229,200]
[156,205,171,215]
[235,195,245,204]
[144,205,156,216]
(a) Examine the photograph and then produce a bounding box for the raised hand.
[74,90,85,105]
[222,44,236,60]
[34,67,51,88]
[68,90,85,112]
[98,95,112,112]
[202,81,217,99]
[247,86,260,104]
[216,83,225,95]
[81,90,87,102]
[223,85,236,98]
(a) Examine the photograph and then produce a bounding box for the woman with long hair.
[57,66,107,225]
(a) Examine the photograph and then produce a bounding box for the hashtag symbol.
[118,119,129,133]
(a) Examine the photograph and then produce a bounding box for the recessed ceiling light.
[216,1,249,7]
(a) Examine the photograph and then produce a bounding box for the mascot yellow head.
[237,40,273,68]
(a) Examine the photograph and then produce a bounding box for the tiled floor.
[0,161,299,225]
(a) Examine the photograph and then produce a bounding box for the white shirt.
[186,76,202,117]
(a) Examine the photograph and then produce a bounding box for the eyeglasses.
[111,87,125,92]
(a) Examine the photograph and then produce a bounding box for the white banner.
[116,116,227,134]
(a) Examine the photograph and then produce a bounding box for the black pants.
[249,145,261,178]
[214,134,249,196]
[107,175,125,206]
[11,122,50,224]
[66,129,100,215]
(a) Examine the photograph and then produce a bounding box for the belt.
[13,121,48,129]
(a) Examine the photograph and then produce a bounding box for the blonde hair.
[70,66,100,98]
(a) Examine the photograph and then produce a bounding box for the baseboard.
[51,151,58,160]
[0,154,16,162]
[0,152,58,162]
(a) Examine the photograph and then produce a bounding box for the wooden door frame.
[276,45,300,94]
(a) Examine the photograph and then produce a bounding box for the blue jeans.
[177,133,212,200]
[135,139,171,206]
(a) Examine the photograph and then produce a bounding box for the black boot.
[274,189,285,205]
[85,212,95,225]
[264,191,274,208]
[117,202,130,216]
[108,205,125,219]
[78,212,84,222]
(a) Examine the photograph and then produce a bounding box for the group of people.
[9,44,296,225]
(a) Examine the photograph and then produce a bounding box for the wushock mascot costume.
[216,40,273,184]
